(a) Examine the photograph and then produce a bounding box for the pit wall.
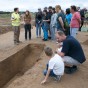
[0,44,44,88]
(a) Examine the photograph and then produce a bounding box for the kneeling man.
[55,31,86,74]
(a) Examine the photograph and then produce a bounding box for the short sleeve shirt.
[70,12,81,28]
[57,12,65,29]
[61,36,86,63]
[49,54,64,75]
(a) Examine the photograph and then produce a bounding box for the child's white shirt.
[49,54,64,76]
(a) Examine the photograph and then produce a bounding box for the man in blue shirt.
[55,31,86,74]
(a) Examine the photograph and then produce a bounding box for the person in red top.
[70,5,81,38]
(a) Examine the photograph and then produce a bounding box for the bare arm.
[58,17,65,30]
[43,19,50,22]
[41,69,51,84]
[56,49,65,57]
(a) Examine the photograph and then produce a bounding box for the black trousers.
[24,24,31,40]
[79,18,84,31]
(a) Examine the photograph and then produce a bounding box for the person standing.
[47,6,53,39]
[11,8,21,45]
[79,8,86,31]
[70,5,81,38]
[42,10,50,41]
[35,8,42,38]
[50,8,57,41]
[55,5,65,32]
[65,8,72,35]
[24,10,31,40]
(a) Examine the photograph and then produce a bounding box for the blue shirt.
[61,36,86,63]
[66,13,72,25]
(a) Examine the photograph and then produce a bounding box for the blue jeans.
[43,64,57,77]
[36,23,41,37]
[70,28,78,38]
[43,23,49,39]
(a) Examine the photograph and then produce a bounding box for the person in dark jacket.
[35,8,42,38]
[55,31,86,74]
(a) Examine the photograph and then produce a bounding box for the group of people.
[11,5,86,44]
[11,5,86,84]
[41,31,86,84]
[11,8,32,45]
[35,5,85,42]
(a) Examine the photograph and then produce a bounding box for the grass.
[0,14,11,19]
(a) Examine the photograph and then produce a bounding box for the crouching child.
[41,47,64,84]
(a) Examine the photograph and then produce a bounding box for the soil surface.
[0,27,88,88]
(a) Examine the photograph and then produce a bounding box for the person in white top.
[41,47,64,84]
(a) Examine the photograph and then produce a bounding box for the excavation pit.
[0,44,45,88]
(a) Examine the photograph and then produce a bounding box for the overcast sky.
[0,0,88,12]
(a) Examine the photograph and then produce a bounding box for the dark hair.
[14,8,18,12]
[71,5,77,11]
[48,6,52,9]
[43,10,48,14]
[52,8,56,13]
[66,8,71,14]
[25,10,31,19]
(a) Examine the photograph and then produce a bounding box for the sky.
[0,0,88,12]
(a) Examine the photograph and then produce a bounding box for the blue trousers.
[36,23,41,37]
[43,64,57,77]
[43,23,49,39]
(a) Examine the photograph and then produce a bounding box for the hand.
[41,79,46,84]
[55,49,58,54]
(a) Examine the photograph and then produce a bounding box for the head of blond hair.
[55,5,61,13]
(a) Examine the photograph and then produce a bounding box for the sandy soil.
[0,27,88,88]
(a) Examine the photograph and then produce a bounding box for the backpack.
[64,18,70,28]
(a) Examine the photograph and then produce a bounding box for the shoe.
[65,66,78,74]
[55,75,61,81]
[48,36,51,39]
[42,39,48,41]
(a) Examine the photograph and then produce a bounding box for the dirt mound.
[0,26,12,34]
[83,39,88,45]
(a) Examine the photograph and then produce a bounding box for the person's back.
[66,13,72,25]
[49,54,64,75]
[57,11,65,30]
[62,35,86,63]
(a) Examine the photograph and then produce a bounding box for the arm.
[58,17,65,30]
[11,14,16,21]
[43,19,50,22]
[41,69,51,84]
[57,50,65,57]
[75,13,81,25]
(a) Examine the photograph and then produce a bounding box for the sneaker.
[48,36,51,39]
[55,75,61,81]
[42,39,48,41]
[65,66,78,74]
